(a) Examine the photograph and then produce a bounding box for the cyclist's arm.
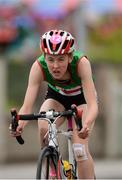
[18,60,44,128]
[77,56,98,128]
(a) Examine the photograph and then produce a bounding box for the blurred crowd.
[0,2,36,59]
[0,0,81,61]
[0,0,122,62]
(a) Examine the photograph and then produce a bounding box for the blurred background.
[0,0,122,178]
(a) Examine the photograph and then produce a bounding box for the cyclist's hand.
[9,123,23,137]
[78,124,90,139]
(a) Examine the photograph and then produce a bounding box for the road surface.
[0,159,122,179]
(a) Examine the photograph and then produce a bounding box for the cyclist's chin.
[52,74,62,80]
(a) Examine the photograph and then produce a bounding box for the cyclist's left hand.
[78,124,90,139]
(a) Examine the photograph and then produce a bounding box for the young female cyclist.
[10,30,98,179]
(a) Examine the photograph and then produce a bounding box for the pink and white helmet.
[40,30,75,55]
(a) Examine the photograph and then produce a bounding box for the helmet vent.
[49,31,53,36]
[70,39,74,47]
[55,43,61,51]
[62,40,68,49]
[43,39,47,48]
[60,32,64,36]
[49,40,61,51]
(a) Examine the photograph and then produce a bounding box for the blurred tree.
[88,13,122,63]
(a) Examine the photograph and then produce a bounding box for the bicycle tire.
[71,160,77,179]
[36,146,66,179]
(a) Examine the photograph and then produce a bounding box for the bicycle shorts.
[45,86,86,110]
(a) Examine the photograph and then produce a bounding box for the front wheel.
[36,146,66,179]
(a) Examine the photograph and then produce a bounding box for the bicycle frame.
[41,115,75,166]
[46,115,77,179]
[10,105,82,178]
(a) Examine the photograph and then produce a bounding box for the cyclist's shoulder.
[71,50,85,64]
[73,50,92,75]
[29,55,45,79]
[36,54,47,71]
[73,49,90,65]
[73,50,84,59]
[37,53,45,63]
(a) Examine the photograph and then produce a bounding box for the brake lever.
[11,109,24,145]
[71,104,82,131]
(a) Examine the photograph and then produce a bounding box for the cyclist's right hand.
[9,123,24,137]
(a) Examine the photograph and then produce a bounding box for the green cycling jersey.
[37,50,84,96]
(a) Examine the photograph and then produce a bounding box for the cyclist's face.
[45,54,71,79]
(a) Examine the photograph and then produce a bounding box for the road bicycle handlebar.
[10,104,82,145]
[11,109,25,145]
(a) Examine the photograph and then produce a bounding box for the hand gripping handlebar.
[10,105,82,145]
[10,109,24,145]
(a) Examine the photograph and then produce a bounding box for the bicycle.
[10,104,82,179]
